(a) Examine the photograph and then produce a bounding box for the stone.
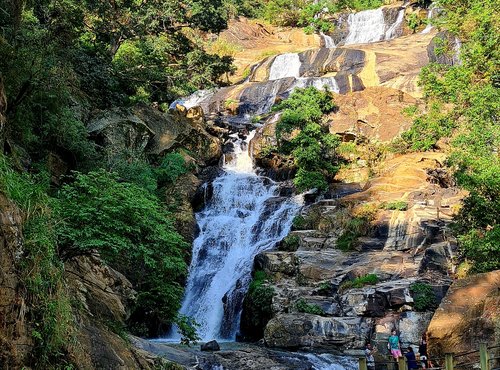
[427,271,500,360]
[255,252,299,277]
[264,313,372,350]
[201,340,221,352]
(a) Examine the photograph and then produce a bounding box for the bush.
[0,156,74,367]
[155,152,190,186]
[273,87,340,191]
[340,274,379,291]
[410,282,437,311]
[240,270,275,340]
[55,169,189,336]
[279,234,300,251]
[384,200,408,211]
[295,298,325,315]
[336,216,371,251]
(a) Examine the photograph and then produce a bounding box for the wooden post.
[445,353,454,370]
[398,356,407,370]
[480,343,489,370]
[388,356,395,370]
[359,357,368,370]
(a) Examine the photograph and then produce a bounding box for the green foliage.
[340,274,379,291]
[407,13,423,33]
[336,216,371,251]
[55,170,189,336]
[410,282,437,311]
[0,156,75,368]
[295,298,326,315]
[240,270,275,340]
[398,0,499,273]
[176,314,201,346]
[384,200,408,211]
[155,153,190,186]
[273,87,340,191]
[279,234,301,251]
[292,214,308,230]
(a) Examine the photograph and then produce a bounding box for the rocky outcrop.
[243,152,464,353]
[327,87,417,142]
[64,255,161,369]
[0,194,32,368]
[88,104,222,165]
[427,270,500,360]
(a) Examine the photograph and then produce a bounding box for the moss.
[295,299,326,316]
[340,274,379,291]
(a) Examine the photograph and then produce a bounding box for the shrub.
[279,234,300,251]
[336,217,371,251]
[410,282,437,311]
[155,152,189,186]
[240,270,275,340]
[384,200,408,211]
[340,274,379,291]
[55,169,189,336]
[295,298,325,315]
[272,87,340,191]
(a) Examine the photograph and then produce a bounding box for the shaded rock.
[419,242,450,274]
[427,271,500,360]
[201,340,221,352]
[0,194,32,367]
[255,252,299,277]
[264,313,372,350]
[427,31,461,66]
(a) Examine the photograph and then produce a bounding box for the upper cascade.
[341,7,406,45]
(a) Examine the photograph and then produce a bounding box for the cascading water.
[343,7,405,45]
[174,131,302,341]
[268,53,302,80]
[321,32,336,48]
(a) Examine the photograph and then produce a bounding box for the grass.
[279,234,300,251]
[295,298,326,315]
[383,200,408,211]
[340,274,379,291]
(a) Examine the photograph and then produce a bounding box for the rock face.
[243,152,465,355]
[63,255,158,369]
[427,271,500,360]
[0,194,32,367]
[327,87,417,142]
[88,104,222,165]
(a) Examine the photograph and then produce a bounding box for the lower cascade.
[173,132,302,341]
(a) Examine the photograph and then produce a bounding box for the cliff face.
[0,194,32,367]
[427,271,500,360]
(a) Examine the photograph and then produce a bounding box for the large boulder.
[88,104,221,165]
[264,313,372,350]
[427,271,500,359]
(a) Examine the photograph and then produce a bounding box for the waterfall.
[295,76,340,93]
[174,131,302,341]
[343,7,405,45]
[343,8,386,45]
[422,4,439,34]
[269,53,302,80]
[384,8,405,40]
[321,32,336,48]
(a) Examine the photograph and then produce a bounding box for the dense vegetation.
[397,0,499,273]
[0,0,232,367]
[226,0,385,32]
[272,87,340,191]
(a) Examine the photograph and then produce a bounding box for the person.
[405,347,419,369]
[419,333,429,369]
[388,330,402,359]
[365,343,376,370]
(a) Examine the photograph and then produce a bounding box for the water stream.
[173,131,302,341]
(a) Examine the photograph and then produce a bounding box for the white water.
[343,7,405,45]
[269,53,302,80]
[384,8,405,40]
[173,132,302,341]
[295,76,340,93]
[422,5,439,34]
[169,89,215,110]
[321,32,336,48]
[344,8,386,45]
[305,353,358,370]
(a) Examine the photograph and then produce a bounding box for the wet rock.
[255,252,299,277]
[264,313,372,350]
[201,340,221,352]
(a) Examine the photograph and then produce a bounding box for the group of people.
[364,331,430,370]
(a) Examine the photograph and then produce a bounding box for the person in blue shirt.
[405,347,419,369]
